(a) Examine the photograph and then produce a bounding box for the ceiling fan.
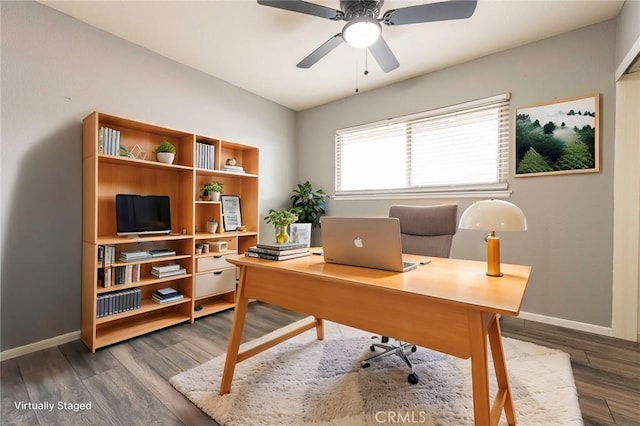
[257,0,478,73]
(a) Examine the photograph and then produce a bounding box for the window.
[335,93,510,198]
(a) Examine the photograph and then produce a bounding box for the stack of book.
[152,287,184,304]
[151,264,186,278]
[245,242,310,261]
[148,249,176,258]
[119,251,152,262]
[222,164,245,173]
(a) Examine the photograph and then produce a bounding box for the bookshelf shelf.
[95,310,191,348]
[82,111,259,352]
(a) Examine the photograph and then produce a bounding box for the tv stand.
[81,112,259,352]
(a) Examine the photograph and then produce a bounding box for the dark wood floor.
[2,303,638,425]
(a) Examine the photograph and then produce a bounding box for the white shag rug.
[170,319,583,426]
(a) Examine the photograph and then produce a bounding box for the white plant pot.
[211,192,221,202]
[156,152,175,164]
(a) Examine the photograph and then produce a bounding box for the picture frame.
[290,223,312,247]
[221,195,242,231]
[515,93,599,177]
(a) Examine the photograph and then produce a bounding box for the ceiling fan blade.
[368,36,399,73]
[383,0,477,26]
[257,0,344,20]
[297,34,344,69]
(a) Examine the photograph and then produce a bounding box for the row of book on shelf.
[96,288,141,318]
[99,264,141,287]
[244,242,310,261]
[98,126,122,156]
[196,141,215,170]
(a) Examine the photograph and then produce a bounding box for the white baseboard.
[0,311,615,361]
[0,330,81,362]
[517,311,613,337]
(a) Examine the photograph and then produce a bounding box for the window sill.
[334,189,512,201]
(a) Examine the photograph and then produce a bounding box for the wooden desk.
[220,251,530,426]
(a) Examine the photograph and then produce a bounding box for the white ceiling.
[41,0,624,111]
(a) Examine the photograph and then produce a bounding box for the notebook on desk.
[320,216,418,272]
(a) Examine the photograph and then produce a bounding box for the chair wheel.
[408,373,419,385]
[381,336,389,343]
[369,345,375,351]
[362,362,370,368]
[411,345,417,352]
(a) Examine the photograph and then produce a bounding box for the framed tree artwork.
[515,93,599,177]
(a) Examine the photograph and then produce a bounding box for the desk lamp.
[459,200,527,277]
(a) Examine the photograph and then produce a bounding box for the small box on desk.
[209,241,228,252]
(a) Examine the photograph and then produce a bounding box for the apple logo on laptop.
[354,237,363,248]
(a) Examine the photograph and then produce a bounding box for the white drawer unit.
[196,253,235,272]
[195,268,235,298]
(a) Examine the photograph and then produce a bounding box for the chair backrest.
[389,204,458,258]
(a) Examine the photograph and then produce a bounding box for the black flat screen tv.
[115,194,172,236]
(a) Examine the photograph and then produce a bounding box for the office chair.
[361,204,458,384]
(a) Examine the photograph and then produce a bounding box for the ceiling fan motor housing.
[341,0,383,20]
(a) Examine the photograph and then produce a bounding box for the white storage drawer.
[196,253,235,272]
[195,268,235,298]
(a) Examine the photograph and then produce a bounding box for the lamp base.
[486,234,502,277]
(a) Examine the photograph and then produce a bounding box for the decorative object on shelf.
[265,208,299,244]
[206,219,219,234]
[202,181,223,201]
[290,181,328,230]
[209,240,228,252]
[290,223,312,247]
[516,93,599,177]
[222,158,245,173]
[119,144,131,158]
[154,140,176,164]
[458,199,528,277]
[130,144,146,160]
[221,195,242,231]
[235,225,247,232]
[195,242,204,255]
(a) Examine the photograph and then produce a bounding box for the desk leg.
[488,315,516,426]
[219,266,249,395]
[315,317,325,340]
[469,312,491,426]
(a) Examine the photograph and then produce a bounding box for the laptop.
[320,217,418,272]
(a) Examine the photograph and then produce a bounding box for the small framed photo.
[290,223,312,247]
[221,195,242,231]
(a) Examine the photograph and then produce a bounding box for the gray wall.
[615,0,640,72]
[0,1,296,351]
[296,21,617,328]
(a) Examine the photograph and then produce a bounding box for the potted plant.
[265,208,299,244]
[206,218,218,234]
[154,140,176,164]
[202,181,223,201]
[290,181,328,230]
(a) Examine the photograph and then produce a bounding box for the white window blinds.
[335,93,510,198]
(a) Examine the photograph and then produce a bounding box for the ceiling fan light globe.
[343,18,381,48]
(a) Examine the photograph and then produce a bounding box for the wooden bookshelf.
[82,112,259,352]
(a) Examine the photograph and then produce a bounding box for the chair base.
[361,336,419,384]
